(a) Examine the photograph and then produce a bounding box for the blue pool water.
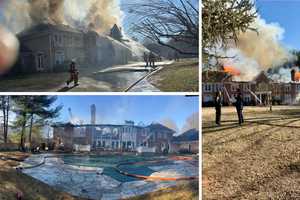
[61,155,168,182]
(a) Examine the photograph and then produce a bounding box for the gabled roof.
[172,129,199,142]
[18,23,82,38]
[253,71,272,83]
[147,123,176,133]
[111,24,121,34]
[202,70,232,82]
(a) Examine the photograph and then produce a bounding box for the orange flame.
[295,72,300,81]
[223,66,241,76]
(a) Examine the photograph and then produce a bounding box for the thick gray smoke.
[219,16,294,81]
[0,0,123,34]
[28,0,65,24]
[84,0,122,34]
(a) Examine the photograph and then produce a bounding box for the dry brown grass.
[203,106,300,200]
[127,180,199,200]
[148,59,199,92]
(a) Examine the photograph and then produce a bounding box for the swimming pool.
[61,154,169,182]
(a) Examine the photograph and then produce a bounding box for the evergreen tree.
[12,96,61,151]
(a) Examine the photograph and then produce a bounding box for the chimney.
[291,69,296,82]
[91,104,96,124]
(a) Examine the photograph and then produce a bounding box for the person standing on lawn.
[235,89,244,125]
[215,90,223,126]
[143,52,149,68]
[149,52,156,68]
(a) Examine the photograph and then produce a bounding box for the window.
[203,84,212,92]
[243,84,251,91]
[231,84,238,92]
[54,34,63,46]
[55,51,65,65]
[112,141,115,148]
[36,52,44,71]
[244,95,251,102]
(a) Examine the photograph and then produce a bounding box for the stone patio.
[20,154,198,200]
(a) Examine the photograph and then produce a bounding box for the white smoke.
[160,118,179,134]
[268,67,295,83]
[0,26,19,74]
[220,15,295,81]
[0,0,123,34]
[181,112,199,133]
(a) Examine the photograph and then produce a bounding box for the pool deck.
[19,154,198,200]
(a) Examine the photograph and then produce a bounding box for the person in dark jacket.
[215,91,223,125]
[149,52,156,68]
[66,61,79,86]
[143,52,149,68]
[235,90,244,125]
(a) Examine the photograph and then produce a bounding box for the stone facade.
[16,23,133,73]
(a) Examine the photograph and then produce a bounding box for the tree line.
[0,96,61,151]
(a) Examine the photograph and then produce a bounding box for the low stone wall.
[0,143,19,151]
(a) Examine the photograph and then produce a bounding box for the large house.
[202,70,300,106]
[52,121,175,153]
[14,23,134,73]
[171,129,199,153]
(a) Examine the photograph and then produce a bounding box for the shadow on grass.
[204,117,300,199]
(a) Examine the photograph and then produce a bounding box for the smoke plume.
[28,0,66,24]
[181,112,199,133]
[0,0,123,34]
[85,0,122,34]
[160,118,179,134]
[221,16,294,81]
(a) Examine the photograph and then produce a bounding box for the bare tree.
[202,0,257,60]
[125,0,199,56]
[0,96,10,143]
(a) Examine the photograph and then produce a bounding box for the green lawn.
[148,59,199,92]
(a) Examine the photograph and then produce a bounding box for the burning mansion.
[51,106,198,154]
[202,67,300,106]
[12,23,144,74]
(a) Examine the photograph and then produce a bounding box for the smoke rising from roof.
[84,0,122,34]
[181,112,199,133]
[160,118,179,134]
[28,0,66,24]
[220,16,295,81]
[0,0,123,34]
